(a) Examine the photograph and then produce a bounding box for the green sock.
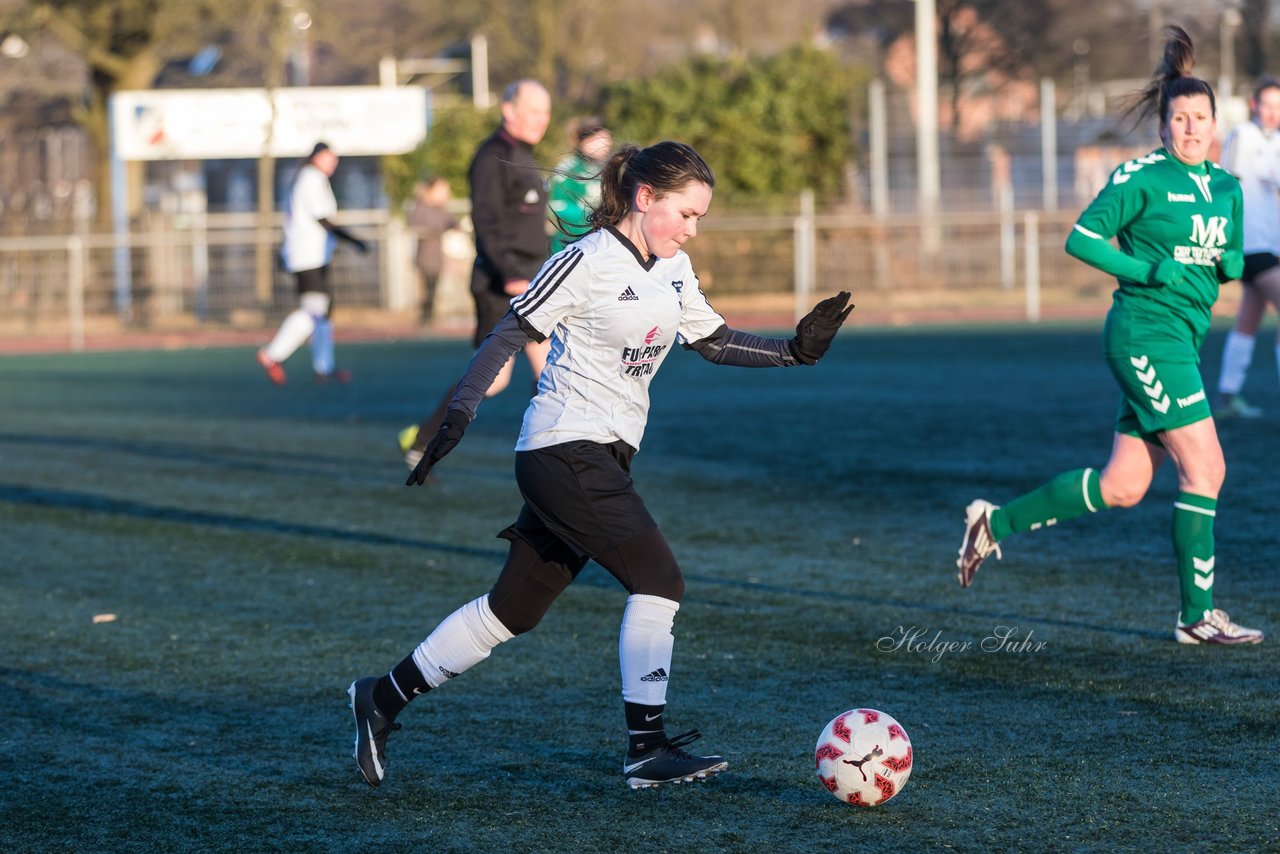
[989,468,1107,541]
[1172,492,1216,624]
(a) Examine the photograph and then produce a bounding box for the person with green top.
[956,26,1263,646]
[547,118,612,253]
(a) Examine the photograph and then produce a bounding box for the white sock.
[411,595,514,689]
[310,318,334,375]
[619,594,679,706]
[264,308,315,364]
[1218,330,1255,396]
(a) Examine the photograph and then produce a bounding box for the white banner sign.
[110,87,429,161]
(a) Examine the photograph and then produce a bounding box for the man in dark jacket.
[398,79,552,468]
[469,79,552,350]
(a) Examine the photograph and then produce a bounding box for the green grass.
[1,324,1277,852]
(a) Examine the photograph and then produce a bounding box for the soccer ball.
[814,708,913,806]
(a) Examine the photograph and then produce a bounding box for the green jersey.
[547,151,604,254]
[1066,146,1242,354]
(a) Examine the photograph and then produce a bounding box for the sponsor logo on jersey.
[1189,214,1228,248]
[1167,192,1196,203]
[1173,214,1230,266]
[644,325,661,345]
[618,286,639,301]
[621,339,668,377]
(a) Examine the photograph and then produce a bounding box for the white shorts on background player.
[511,227,725,452]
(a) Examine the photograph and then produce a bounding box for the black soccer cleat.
[622,729,729,789]
[349,676,401,788]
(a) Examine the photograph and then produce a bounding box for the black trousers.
[487,441,684,635]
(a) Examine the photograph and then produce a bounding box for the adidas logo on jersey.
[640,667,669,682]
[618,286,639,301]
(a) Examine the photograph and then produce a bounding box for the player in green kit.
[957,27,1263,645]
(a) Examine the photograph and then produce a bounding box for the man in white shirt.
[257,142,368,385]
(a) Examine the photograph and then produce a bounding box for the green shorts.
[1106,350,1211,441]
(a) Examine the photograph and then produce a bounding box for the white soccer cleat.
[1175,609,1264,645]
[956,499,1001,588]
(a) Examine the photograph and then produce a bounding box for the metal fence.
[0,199,1122,351]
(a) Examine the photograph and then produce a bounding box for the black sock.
[374,654,431,721]
[625,702,666,755]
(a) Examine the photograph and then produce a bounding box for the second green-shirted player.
[956,28,1263,646]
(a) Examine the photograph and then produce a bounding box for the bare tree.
[20,0,253,224]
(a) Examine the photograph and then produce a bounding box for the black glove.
[790,291,854,365]
[406,409,470,485]
[1216,249,1244,282]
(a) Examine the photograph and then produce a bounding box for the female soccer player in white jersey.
[1215,77,1280,418]
[348,141,853,790]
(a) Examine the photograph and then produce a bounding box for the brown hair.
[1129,25,1215,126]
[587,141,715,230]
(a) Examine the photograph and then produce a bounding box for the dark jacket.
[469,127,548,290]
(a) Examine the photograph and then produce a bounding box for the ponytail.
[587,141,715,230]
[1128,25,1215,125]
[589,146,642,230]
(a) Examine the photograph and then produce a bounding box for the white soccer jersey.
[281,164,338,273]
[1221,120,1280,255]
[510,226,726,452]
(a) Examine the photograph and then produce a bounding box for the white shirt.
[1221,120,1280,255]
[281,164,338,273]
[510,227,726,452]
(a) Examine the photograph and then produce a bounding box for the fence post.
[869,78,889,218]
[1041,78,1058,211]
[67,235,85,352]
[794,189,815,321]
[869,78,892,291]
[1000,184,1015,291]
[1024,212,1041,323]
[383,214,415,312]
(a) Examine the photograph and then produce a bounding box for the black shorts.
[501,440,658,573]
[1242,252,1280,283]
[294,265,331,296]
[470,265,514,348]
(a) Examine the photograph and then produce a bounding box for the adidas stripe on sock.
[619,594,679,707]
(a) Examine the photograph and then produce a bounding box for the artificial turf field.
[1,322,1277,853]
